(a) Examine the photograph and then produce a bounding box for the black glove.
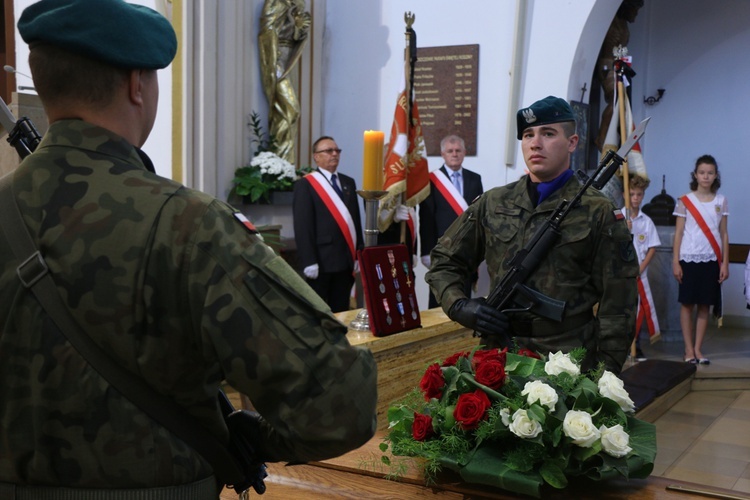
[448,297,511,345]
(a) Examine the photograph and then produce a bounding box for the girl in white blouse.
[672,154,729,365]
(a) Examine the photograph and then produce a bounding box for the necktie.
[331,173,344,198]
[451,171,462,195]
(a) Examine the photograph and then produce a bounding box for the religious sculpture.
[258,0,311,165]
[594,0,644,151]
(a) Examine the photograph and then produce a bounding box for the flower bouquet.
[381,347,656,498]
[233,151,298,204]
[232,111,312,203]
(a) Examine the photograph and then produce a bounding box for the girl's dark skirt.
[678,260,721,306]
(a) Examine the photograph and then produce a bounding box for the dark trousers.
[309,270,354,313]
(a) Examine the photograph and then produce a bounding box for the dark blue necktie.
[331,173,344,198]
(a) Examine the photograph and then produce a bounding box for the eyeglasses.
[314,148,342,155]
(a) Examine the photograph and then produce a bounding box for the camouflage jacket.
[426,173,638,372]
[0,120,377,487]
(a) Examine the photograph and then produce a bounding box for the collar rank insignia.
[233,212,259,234]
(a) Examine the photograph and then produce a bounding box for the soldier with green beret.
[0,0,377,497]
[426,95,638,374]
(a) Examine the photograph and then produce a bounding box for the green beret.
[517,96,575,139]
[18,0,177,70]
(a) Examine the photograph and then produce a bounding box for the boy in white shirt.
[622,175,661,360]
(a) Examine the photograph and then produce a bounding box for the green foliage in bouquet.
[381,347,656,498]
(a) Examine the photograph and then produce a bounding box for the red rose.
[517,348,541,359]
[474,359,506,389]
[453,389,491,430]
[442,351,469,367]
[472,347,507,370]
[419,363,445,400]
[411,412,434,441]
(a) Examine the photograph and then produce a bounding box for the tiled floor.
[632,325,750,496]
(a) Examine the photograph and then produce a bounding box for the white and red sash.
[636,276,660,342]
[305,172,357,261]
[430,170,468,217]
[681,193,722,263]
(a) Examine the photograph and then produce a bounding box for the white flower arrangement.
[250,151,296,182]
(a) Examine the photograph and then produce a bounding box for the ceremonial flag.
[601,83,648,180]
[377,79,431,232]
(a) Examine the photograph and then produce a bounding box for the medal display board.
[359,244,421,336]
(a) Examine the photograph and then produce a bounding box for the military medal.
[409,294,418,320]
[393,278,401,302]
[375,264,385,293]
[388,249,397,277]
[383,298,392,325]
[397,302,406,327]
[402,261,412,287]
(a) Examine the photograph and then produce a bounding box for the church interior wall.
[625,0,750,317]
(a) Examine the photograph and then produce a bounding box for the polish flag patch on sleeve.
[613,210,625,221]
[233,212,258,234]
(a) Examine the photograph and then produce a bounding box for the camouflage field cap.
[516,96,575,139]
[18,0,177,70]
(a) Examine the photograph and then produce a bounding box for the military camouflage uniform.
[0,120,378,488]
[427,174,638,373]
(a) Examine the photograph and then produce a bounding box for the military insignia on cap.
[522,109,537,124]
[233,212,259,234]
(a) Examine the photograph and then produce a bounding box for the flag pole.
[613,46,637,361]
[615,58,630,214]
[401,12,416,245]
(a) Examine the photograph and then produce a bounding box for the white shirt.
[621,208,661,264]
[673,193,729,263]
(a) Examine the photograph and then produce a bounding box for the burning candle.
[362,130,385,191]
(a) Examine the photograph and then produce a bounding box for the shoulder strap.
[0,172,245,487]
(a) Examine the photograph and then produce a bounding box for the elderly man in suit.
[419,134,484,308]
[293,136,363,312]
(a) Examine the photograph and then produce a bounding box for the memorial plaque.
[414,44,479,156]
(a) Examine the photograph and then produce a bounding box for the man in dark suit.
[419,135,483,308]
[293,136,363,312]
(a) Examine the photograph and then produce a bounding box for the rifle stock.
[0,96,40,158]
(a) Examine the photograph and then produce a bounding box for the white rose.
[544,351,581,377]
[521,380,559,412]
[562,410,601,447]
[509,409,543,439]
[500,408,511,427]
[600,424,633,457]
[598,371,635,413]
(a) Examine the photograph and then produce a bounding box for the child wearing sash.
[622,175,661,361]
[672,155,729,365]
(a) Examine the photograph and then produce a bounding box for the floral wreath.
[381,347,656,498]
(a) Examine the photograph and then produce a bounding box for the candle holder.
[349,189,388,331]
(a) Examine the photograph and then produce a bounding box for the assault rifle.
[0,96,267,496]
[482,118,650,330]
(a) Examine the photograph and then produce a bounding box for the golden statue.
[259,0,311,165]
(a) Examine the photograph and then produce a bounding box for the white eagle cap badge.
[522,108,537,124]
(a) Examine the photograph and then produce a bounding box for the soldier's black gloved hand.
[449,298,511,345]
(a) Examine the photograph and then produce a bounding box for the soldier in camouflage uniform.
[426,96,638,374]
[0,1,377,498]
